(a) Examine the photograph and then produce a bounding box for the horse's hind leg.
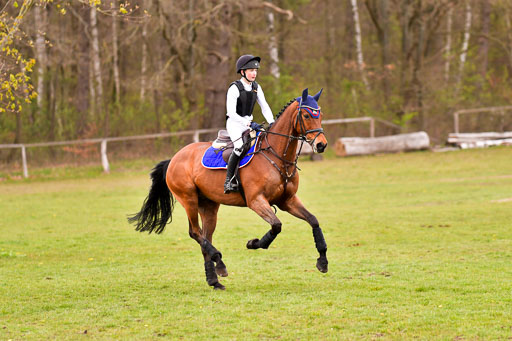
[177,192,225,290]
[278,195,328,273]
[198,196,227,277]
[246,196,282,250]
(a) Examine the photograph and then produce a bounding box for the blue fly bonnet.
[296,88,323,118]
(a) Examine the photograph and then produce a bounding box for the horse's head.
[294,88,328,153]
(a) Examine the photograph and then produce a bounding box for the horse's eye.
[303,114,310,119]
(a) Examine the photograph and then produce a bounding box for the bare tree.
[266,4,280,79]
[203,1,232,131]
[365,0,390,99]
[112,0,121,106]
[444,5,453,82]
[90,5,105,134]
[456,1,472,91]
[478,0,491,78]
[140,17,148,101]
[34,4,47,112]
[350,0,369,89]
[74,6,90,137]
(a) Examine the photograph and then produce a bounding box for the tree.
[350,0,369,89]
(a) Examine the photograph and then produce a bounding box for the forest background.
[1,0,512,156]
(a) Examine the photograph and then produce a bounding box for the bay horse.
[129,88,329,290]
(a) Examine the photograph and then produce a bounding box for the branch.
[364,0,382,34]
[250,1,307,24]
[0,0,35,50]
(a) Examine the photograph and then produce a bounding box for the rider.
[224,54,275,194]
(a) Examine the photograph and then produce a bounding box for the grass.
[1,147,512,339]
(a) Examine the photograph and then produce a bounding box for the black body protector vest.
[228,80,258,120]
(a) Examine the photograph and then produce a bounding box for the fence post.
[101,140,110,173]
[21,145,28,178]
[193,131,200,143]
[454,112,459,134]
[370,118,375,138]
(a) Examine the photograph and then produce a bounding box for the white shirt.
[226,77,275,127]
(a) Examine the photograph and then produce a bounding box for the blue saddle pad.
[201,136,259,170]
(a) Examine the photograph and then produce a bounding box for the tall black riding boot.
[224,151,241,194]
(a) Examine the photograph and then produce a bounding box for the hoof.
[213,282,225,290]
[215,264,228,277]
[316,257,328,273]
[246,238,260,249]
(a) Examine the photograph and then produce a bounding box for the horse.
[129,88,329,290]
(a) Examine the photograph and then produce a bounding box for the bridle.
[250,100,325,189]
[294,99,325,149]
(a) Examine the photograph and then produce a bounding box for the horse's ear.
[301,88,308,102]
[313,88,323,102]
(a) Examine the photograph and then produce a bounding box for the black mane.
[275,99,297,120]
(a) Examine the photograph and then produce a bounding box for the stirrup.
[224,177,239,193]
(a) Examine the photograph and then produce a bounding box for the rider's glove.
[250,122,263,131]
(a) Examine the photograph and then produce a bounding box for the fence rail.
[1,117,400,178]
[453,106,512,134]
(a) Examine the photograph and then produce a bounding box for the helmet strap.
[241,70,251,83]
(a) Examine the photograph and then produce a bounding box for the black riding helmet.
[236,54,261,74]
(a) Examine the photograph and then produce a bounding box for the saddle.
[201,129,259,169]
[212,129,257,163]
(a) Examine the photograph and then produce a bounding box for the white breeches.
[226,118,250,155]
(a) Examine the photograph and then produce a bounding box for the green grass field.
[1,147,511,340]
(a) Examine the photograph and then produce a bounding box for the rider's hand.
[250,122,263,131]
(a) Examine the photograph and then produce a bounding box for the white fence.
[0,117,400,178]
[453,106,512,134]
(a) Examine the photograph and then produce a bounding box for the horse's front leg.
[278,195,328,273]
[246,196,282,250]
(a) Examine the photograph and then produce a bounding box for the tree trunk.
[400,0,413,107]
[456,1,472,92]
[505,6,512,74]
[350,0,369,89]
[203,2,231,134]
[185,0,198,128]
[478,0,490,78]
[266,5,280,79]
[90,6,105,135]
[140,19,148,101]
[444,6,453,83]
[48,70,56,142]
[34,4,47,113]
[412,2,425,130]
[379,0,390,100]
[325,0,336,90]
[112,0,121,106]
[75,8,90,137]
[365,0,390,99]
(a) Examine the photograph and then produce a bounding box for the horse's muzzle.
[316,142,327,153]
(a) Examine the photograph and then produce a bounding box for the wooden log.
[459,138,512,149]
[448,131,512,144]
[334,132,430,157]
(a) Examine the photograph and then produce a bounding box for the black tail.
[128,160,175,234]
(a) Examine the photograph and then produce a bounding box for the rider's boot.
[224,150,241,194]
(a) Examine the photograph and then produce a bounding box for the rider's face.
[243,69,258,82]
